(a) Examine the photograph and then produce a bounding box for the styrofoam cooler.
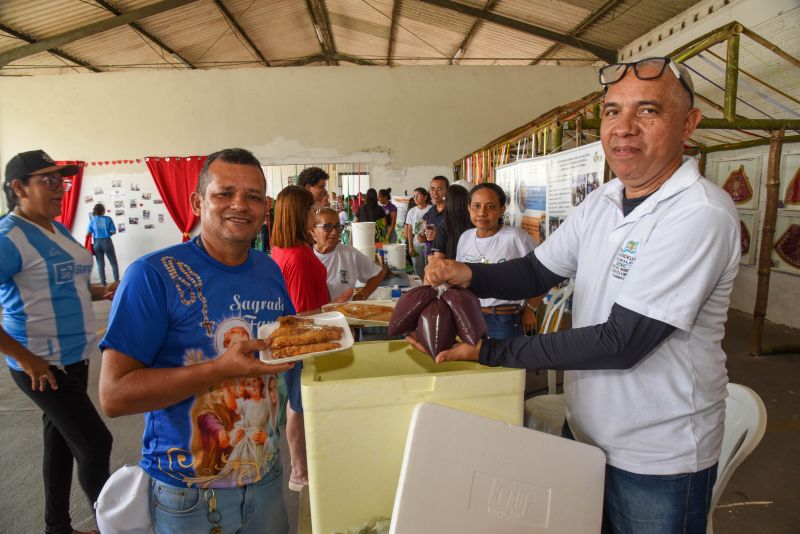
[302,341,525,534]
[382,244,406,270]
[351,221,376,248]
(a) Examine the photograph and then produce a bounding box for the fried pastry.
[271,342,340,359]
[269,325,344,349]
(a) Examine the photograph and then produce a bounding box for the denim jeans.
[562,422,717,534]
[149,461,289,534]
[482,312,522,339]
[10,361,113,534]
[410,242,427,277]
[93,237,119,285]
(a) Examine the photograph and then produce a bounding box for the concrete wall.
[0,65,598,279]
[0,65,598,191]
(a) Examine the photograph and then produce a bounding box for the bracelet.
[525,303,537,312]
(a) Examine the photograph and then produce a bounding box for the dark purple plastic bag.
[415,299,456,358]
[441,287,487,345]
[388,285,437,336]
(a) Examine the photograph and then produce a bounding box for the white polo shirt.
[535,157,740,475]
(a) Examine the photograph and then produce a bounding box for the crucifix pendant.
[200,320,215,336]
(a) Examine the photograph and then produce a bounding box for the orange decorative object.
[722,164,753,204]
[775,224,800,269]
[785,167,800,205]
[740,220,750,256]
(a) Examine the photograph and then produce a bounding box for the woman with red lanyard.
[270,185,350,491]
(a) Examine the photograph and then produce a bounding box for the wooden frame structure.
[453,22,800,356]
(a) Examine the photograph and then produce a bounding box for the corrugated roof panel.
[462,22,554,65]
[491,0,593,35]
[391,0,473,64]
[59,25,183,72]
[222,0,321,65]
[2,49,95,76]
[134,1,256,68]
[327,0,392,62]
[0,0,114,41]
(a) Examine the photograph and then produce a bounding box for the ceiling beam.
[0,0,200,68]
[386,0,402,66]
[531,0,622,65]
[212,0,271,67]
[280,53,327,67]
[419,0,617,63]
[335,53,379,66]
[304,0,338,66]
[0,23,102,72]
[91,0,195,69]
[450,0,497,65]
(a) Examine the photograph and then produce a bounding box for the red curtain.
[55,161,85,230]
[145,156,207,242]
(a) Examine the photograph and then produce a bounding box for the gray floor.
[0,302,797,533]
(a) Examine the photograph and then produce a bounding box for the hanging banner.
[493,141,605,243]
[516,158,548,243]
[545,141,604,238]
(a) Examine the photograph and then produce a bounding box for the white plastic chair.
[707,383,767,533]
[523,283,573,434]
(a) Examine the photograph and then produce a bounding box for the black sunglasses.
[599,57,694,107]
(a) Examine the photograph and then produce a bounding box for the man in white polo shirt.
[416,58,740,533]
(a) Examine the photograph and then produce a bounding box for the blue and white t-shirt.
[100,240,296,489]
[87,215,116,239]
[0,213,97,370]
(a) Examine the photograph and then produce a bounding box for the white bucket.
[383,244,406,270]
[355,246,376,262]
[351,222,376,248]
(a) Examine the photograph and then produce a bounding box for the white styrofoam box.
[391,403,606,534]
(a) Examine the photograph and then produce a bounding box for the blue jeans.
[562,422,717,533]
[93,237,119,285]
[149,462,288,534]
[411,243,427,278]
[482,312,522,339]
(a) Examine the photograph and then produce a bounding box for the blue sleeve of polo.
[0,234,21,284]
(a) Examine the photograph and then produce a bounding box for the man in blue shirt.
[99,148,295,533]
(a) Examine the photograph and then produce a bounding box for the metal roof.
[0,0,707,75]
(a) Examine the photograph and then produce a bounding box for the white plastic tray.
[321,300,396,327]
[257,311,353,365]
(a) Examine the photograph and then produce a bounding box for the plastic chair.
[707,383,767,533]
[523,283,573,434]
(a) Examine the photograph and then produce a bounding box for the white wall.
[0,65,598,279]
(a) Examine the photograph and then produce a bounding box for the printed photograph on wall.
[143,210,151,220]
[738,210,758,265]
[93,186,104,195]
[779,151,800,210]
[772,213,800,275]
[144,224,155,230]
[153,198,164,205]
[716,156,761,210]
[114,209,124,217]
[112,179,122,188]
[158,214,165,223]
[84,195,93,204]
[129,217,139,225]
[129,198,137,208]
[142,192,152,200]
[118,223,126,233]
[130,183,140,192]
[114,200,124,209]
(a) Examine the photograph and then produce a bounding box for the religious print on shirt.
[100,241,295,489]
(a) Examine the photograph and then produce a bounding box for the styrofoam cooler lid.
[390,403,606,534]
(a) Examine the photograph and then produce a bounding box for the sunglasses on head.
[599,57,694,107]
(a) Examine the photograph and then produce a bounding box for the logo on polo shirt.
[611,240,639,281]
[339,269,349,284]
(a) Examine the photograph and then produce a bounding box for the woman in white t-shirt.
[457,183,539,339]
[404,187,432,277]
[312,208,387,300]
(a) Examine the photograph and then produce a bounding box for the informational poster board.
[492,142,605,243]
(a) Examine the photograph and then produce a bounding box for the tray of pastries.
[321,300,396,326]
[258,312,353,364]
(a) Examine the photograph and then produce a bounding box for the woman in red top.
[271,185,350,491]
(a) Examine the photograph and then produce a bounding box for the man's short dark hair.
[196,148,265,196]
[297,167,329,188]
[431,175,449,188]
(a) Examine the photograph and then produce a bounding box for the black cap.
[4,150,79,184]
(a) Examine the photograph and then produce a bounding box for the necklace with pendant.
[474,231,498,264]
